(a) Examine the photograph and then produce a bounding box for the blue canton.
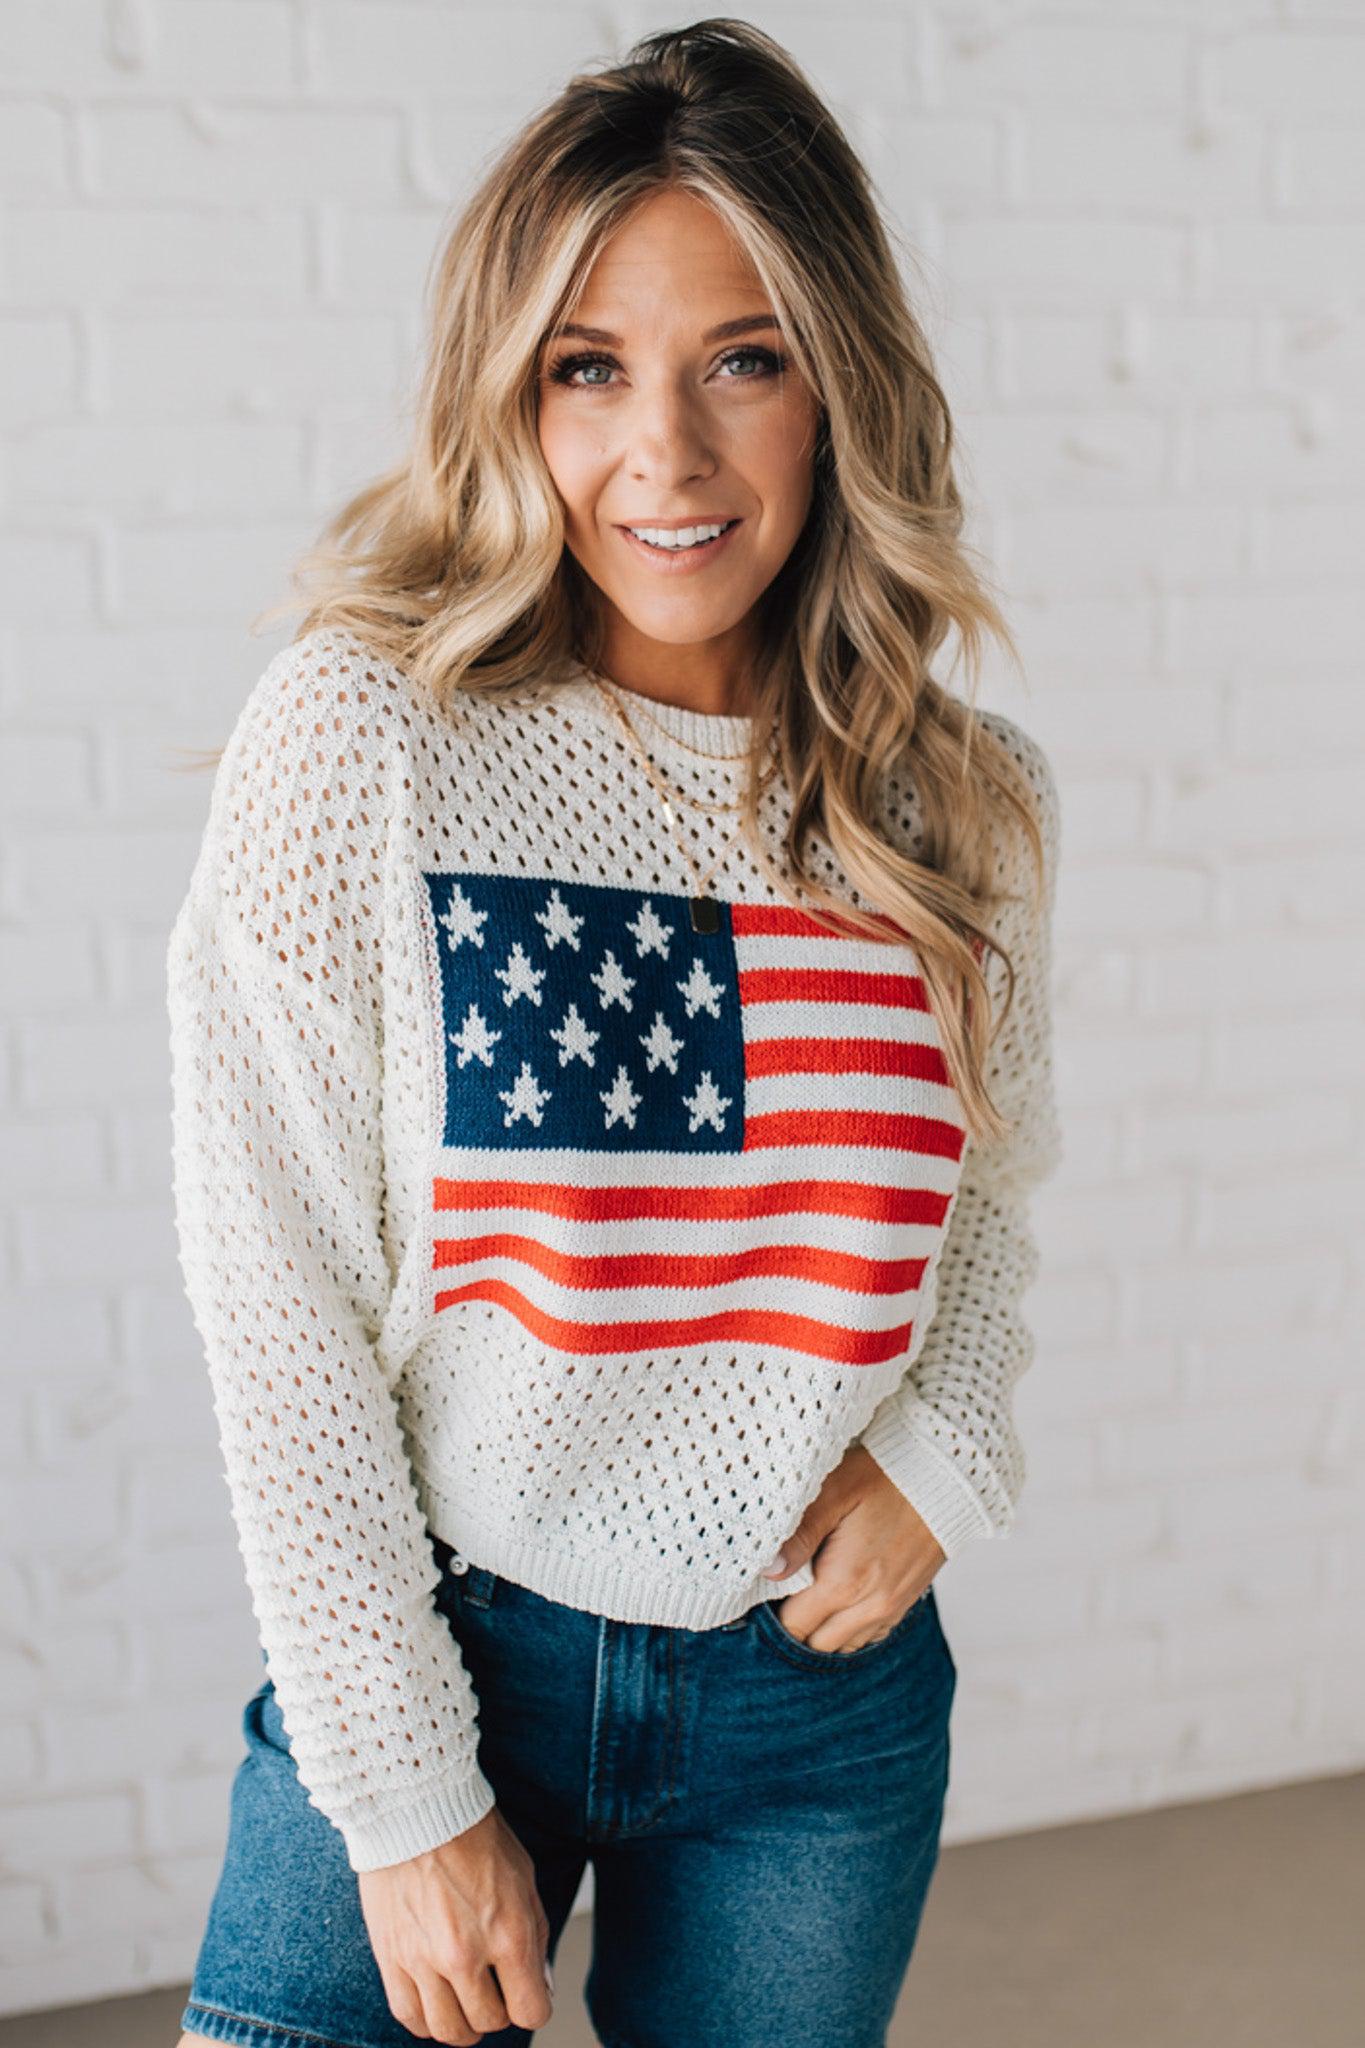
[422,872,748,1154]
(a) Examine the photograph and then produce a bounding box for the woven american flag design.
[421,869,969,1368]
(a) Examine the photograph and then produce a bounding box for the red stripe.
[738,964,930,1010]
[743,1110,968,1158]
[432,1275,913,1365]
[744,1034,952,1083]
[433,1232,927,1297]
[433,1177,953,1226]
[730,901,909,943]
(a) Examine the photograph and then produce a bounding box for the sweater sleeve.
[857,717,1064,1559]
[166,640,498,1870]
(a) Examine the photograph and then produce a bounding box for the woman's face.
[536,188,822,667]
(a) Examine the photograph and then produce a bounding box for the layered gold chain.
[585,669,780,932]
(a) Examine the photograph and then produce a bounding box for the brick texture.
[1,0,1362,2019]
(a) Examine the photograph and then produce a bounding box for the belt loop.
[463,1565,497,1609]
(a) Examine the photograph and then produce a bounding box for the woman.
[169,18,1061,2048]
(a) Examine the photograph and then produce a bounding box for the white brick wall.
[2,0,1362,2019]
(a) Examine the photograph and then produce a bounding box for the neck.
[592,624,758,720]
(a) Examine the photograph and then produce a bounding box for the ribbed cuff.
[337,1761,500,1873]
[857,1393,997,1559]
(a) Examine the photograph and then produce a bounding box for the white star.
[499,1060,552,1128]
[592,947,637,1011]
[448,1002,501,1068]
[626,898,674,959]
[550,1002,601,1067]
[601,1063,642,1131]
[676,954,726,1020]
[438,882,489,951]
[640,1009,684,1074]
[495,939,546,1007]
[537,886,585,951]
[684,1070,733,1135]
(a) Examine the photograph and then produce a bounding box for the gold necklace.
[588,670,782,816]
[586,672,744,817]
[590,678,761,934]
[581,664,756,764]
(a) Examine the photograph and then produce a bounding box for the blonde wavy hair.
[244,16,1046,1148]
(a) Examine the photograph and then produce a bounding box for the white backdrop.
[2,0,1362,2017]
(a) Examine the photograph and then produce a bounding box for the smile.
[616,519,743,573]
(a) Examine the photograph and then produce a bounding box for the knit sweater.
[166,626,1062,1872]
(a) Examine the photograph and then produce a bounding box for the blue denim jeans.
[181,1529,957,2048]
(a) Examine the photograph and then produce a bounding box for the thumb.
[761,1505,829,1579]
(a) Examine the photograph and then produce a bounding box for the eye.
[718,347,786,379]
[545,345,788,390]
[546,351,617,388]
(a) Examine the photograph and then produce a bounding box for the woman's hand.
[357,1804,554,2044]
[760,1444,946,1653]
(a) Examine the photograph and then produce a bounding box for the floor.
[3,1772,1359,2047]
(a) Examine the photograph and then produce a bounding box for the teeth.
[628,522,730,550]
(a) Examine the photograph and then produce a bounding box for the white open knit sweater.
[166,626,1062,1871]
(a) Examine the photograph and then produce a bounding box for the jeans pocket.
[754,1587,935,1670]
[242,1676,294,1757]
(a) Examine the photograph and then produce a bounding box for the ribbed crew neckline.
[573,663,754,759]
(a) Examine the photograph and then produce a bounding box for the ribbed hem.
[857,1394,997,1559]
[416,1467,816,1629]
[334,1759,499,1872]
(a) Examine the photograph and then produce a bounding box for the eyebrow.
[547,314,782,347]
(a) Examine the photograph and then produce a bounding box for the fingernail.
[544,1958,555,1995]
[762,1552,787,1577]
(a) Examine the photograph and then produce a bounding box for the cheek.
[540,405,581,489]
[537,411,597,526]
[746,406,818,536]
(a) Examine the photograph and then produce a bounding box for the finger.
[490,1936,557,2032]
[378,1961,432,2038]
[774,1590,844,1647]
[837,1590,930,1652]
[805,1596,895,1654]
[412,1959,484,2045]
[762,1515,822,1577]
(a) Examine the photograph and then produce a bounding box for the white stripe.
[732,931,926,975]
[734,995,945,1045]
[434,1138,963,1191]
[433,1205,950,1259]
[745,1069,964,1120]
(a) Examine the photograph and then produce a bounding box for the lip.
[617,517,742,530]
[615,517,743,574]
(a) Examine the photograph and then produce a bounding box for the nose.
[624,378,718,492]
